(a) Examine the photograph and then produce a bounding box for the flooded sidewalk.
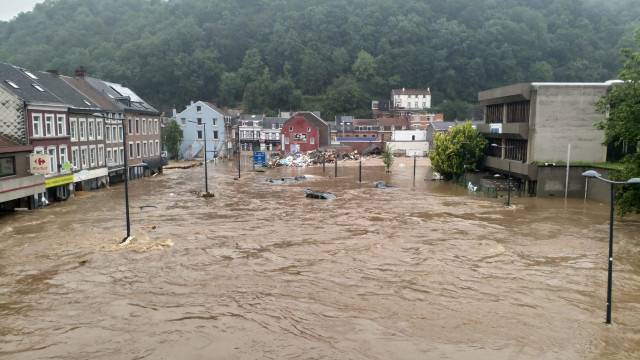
[0,160,639,359]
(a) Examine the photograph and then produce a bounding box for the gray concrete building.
[477,81,621,196]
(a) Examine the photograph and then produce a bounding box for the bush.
[429,121,487,180]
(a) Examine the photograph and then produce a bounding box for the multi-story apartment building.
[176,101,227,160]
[63,72,126,183]
[477,81,620,195]
[34,70,109,191]
[261,117,286,152]
[85,76,163,179]
[238,114,264,152]
[0,62,74,202]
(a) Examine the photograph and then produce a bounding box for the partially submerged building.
[477,81,621,196]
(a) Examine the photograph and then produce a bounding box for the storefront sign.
[30,154,49,175]
[44,174,74,188]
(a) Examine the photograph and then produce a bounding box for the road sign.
[30,154,49,175]
[253,151,266,167]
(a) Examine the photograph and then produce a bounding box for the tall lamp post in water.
[93,113,131,243]
[491,143,515,207]
[582,170,640,324]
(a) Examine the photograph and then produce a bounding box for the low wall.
[536,166,611,203]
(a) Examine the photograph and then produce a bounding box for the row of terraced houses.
[0,63,164,211]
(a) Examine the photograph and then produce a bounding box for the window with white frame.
[70,118,77,141]
[197,130,203,140]
[135,119,140,134]
[59,146,68,168]
[89,146,96,167]
[47,146,57,173]
[136,142,141,158]
[56,114,66,136]
[44,114,54,136]
[142,119,146,134]
[128,142,134,160]
[32,114,42,137]
[212,118,217,126]
[96,119,103,139]
[97,145,104,166]
[88,118,95,140]
[213,131,218,139]
[106,148,112,164]
[143,142,148,157]
[79,119,86,140]
[118,125,123,142]
[71,147,79,169]
[106,125,111,143]
[156,141,159,155]
[81,147,88,169]
[155,119,159,133]
[119,147,124,164]
[149,142,153,156]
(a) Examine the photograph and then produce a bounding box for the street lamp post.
[582,170,640,324]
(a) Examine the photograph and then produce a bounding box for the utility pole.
[203,123,209,194]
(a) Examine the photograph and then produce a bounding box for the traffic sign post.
[253,151,266,167]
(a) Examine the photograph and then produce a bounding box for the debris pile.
[267,150,361,168]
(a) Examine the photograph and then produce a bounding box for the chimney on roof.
[46,69,59,76]
[75,66,86,78]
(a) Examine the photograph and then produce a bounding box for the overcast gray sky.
[0,0,45,21]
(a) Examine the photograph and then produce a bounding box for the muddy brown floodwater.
[1,159,639,359]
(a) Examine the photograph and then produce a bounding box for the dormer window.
[5,80,19,89]
[24,71,38,80]
[32,84,45,92]
[83,99,92,106]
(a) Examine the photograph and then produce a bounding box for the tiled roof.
[262,117,287,128]
[34,71,100,110]
[61,75,120,112]
[0,62,66,105]
[85,77,159,115]
[391,88,431,96]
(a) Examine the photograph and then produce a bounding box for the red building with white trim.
[281,112,329,153]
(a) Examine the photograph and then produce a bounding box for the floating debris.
[304,188,336,200]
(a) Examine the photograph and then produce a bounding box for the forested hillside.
[1,0,638,119]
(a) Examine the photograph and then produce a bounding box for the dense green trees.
[161,120,183,160]
[0,0,638,117]
[597,30,640,215]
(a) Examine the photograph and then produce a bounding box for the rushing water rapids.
[1,159,639,359]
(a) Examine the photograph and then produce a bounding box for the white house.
[387,129,429,157]
[391,88,432,110]
[176,101,226,160]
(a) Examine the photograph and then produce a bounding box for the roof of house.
[429,121,481,131]
[262,117,287,128]
[203,101,226,115]
[61,75,121,112]
[0,62,66,105]
[292,111,328,128]
[33,71,100,111]
[392,88,431,96]
[240,114,264,121]
[85,76,159,115]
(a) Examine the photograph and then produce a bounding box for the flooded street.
[1,159,639,359]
